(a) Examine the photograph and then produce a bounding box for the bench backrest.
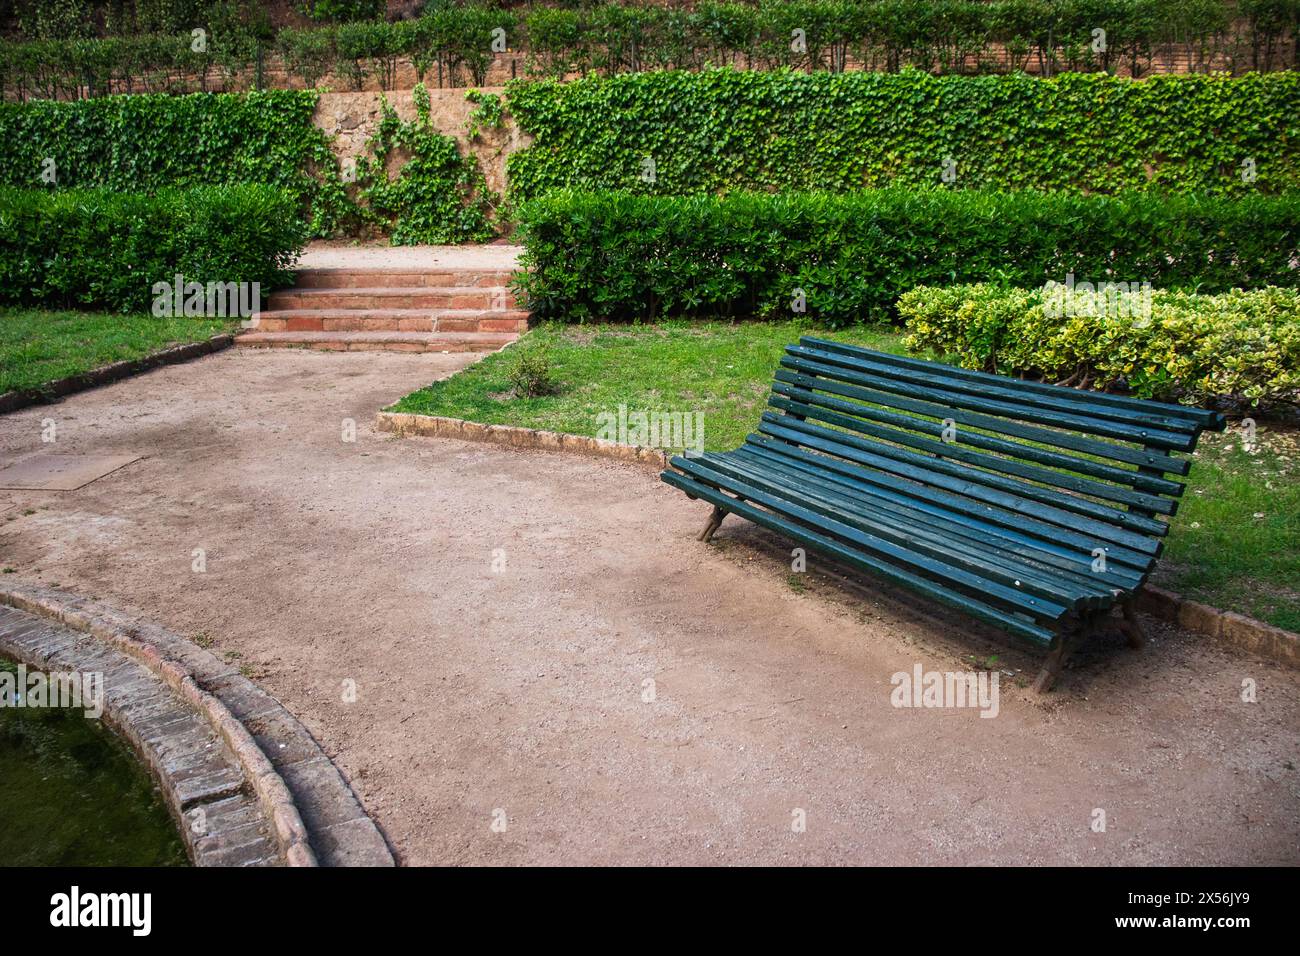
[757,336,1226,581]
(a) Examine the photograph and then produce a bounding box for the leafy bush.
[514,188,1300,325]
[0,185,305,313]
[299,0,384,24]
[356,84,498,245]
[278,26,338,88]
[899,284,1300,407]
[507,68,1300,201]
[0,90,348,237]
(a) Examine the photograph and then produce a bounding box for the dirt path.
[1,349,1296,865]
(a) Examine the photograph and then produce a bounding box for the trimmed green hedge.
[0,90,348,236]
[900,284,1300,406]
[514,189,1300,325]
[507,68,1300,200]
[0,185,305,313]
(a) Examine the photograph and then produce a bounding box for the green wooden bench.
[661,337,1225,691]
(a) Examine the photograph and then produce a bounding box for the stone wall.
[312,87,529,200]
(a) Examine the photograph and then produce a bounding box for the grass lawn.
[391,320,908,452]
[1156,427,1300,632]
[392,321,1298,632]
[0,308,237,395]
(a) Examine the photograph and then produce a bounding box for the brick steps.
[293,268,512,288]
[237,264,527,352]
[268,286,518,311]
[248,309,530,334]
[430,309,530,333]
[236,330,518,353]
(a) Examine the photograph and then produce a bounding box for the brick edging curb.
[375,411,670,469]
[1136,585,1300,668]
[0,333,234,416]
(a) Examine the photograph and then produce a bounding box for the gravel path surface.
[1,348,1296,865]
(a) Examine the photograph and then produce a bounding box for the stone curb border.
[0,583,397,866]
[376,410,670,469]
[1137,585,1299,668]
[377,412,1299,669]
[1,603,283,866]
[0,334,234,416]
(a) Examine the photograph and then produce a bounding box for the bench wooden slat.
[674,456,1073,621]
[730,445,1147,592]
[760,415,1172,541]
[790,343,1210,436]
[781,354,1198,452]
[739,439,1156,577]
[704,452,1123,607]
[769,382,1185,496]
[774,367,1191,476]
[800,337,1227,431]
[661,469,1059,647]
[769,389,1179,514]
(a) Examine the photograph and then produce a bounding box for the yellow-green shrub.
[900,285,1300,407]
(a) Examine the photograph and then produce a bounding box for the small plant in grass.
[507,351,559,399]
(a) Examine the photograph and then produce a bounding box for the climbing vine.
[464,89,505,141]
[355,83,498,245]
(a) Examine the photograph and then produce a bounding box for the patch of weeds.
[193,633,214,649]
[786,574,807,594]
[507,351,559,399]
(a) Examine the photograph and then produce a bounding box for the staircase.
[235,265,527,353]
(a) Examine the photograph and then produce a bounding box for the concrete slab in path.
[1,347,1296,866]
[0,453,141,490]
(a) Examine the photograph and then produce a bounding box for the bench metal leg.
[1116,598,1146,649]
[698,505,726,543]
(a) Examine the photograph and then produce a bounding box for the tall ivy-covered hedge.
[0,90,347,236]
[506,68,1300,201]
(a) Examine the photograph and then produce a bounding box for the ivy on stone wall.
[506,68,1300,201]
[0,89,349,236]
[355,83,499,245]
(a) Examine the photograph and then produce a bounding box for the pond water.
[0,658,188,866]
